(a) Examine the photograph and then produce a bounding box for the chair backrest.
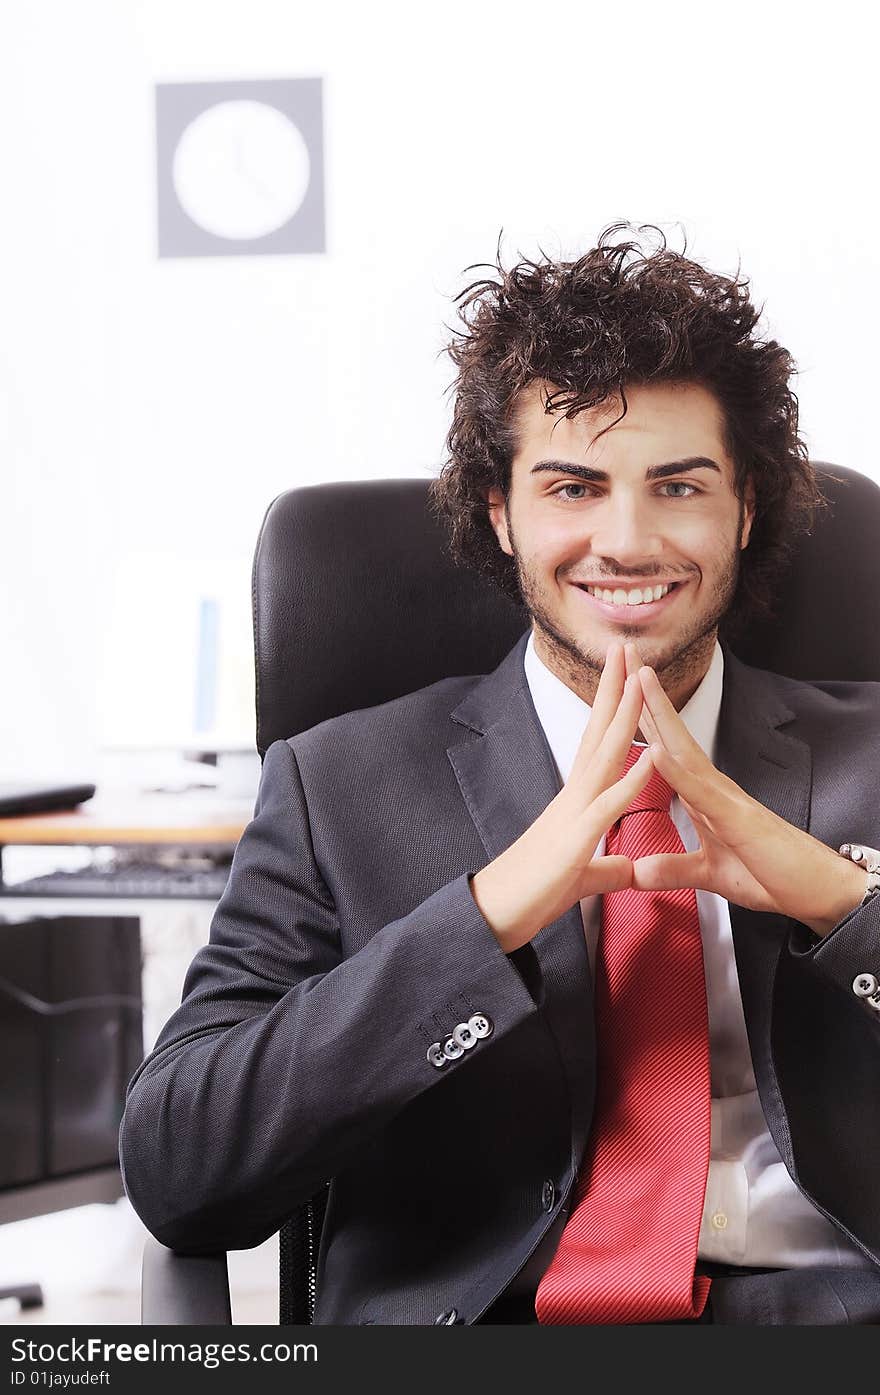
[252,464,880,1319]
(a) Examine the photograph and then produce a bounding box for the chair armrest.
[141,1235,233,1325]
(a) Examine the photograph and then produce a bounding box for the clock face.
[171,99,311,241]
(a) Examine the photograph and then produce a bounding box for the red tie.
[535,742,712,1324]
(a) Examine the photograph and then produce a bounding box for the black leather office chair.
[141,465,880,1324]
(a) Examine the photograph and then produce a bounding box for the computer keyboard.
[1,851,233,900]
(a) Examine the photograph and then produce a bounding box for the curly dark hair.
[430,223,825,638]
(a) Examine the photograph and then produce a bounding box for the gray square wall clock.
[156,77,325,257]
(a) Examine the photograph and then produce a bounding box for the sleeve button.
[468,1012,494,1039]
[442,1035,465,1061]
[426,1042,446,1069]
[452,1021,477,1049]
[542,1179,555,1211]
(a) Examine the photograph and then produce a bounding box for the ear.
[486,487,514,557]
[739,476,756,550]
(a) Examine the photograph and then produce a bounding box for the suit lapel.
[716,644,812,830]
[715,644,813,1173]
[446,631,597,1171]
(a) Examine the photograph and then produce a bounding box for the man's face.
[487,379,754,707]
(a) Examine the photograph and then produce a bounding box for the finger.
[652,744,773,859]
[638,702,663,746]
[649,742,728,822]
[584,744,655,833]
[591,641,627,732]
[679,794,707,828]
[631,850,706,891]
[570,654,624,786]
[638,665,705,763]
[578,854,633,896]
[623,642,662,745]
[579,674,646,802]
[571,663,639,791]
[623,640,643,678]
[570,643,625,778]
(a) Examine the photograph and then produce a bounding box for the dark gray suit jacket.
[119,632,880,1324]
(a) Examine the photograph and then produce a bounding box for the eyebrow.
[529,455,722,483]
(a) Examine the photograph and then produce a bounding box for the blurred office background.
[1,0,878,1323]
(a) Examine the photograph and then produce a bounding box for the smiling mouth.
[572,579,687,619]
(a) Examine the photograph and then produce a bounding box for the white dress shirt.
[523,631,869,1268]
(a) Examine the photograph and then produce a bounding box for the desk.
[0,791,252,1227]
[0,790,253,913]
[0,789,252,854]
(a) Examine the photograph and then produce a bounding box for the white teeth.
[585,583,672,606]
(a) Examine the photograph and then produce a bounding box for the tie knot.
[620,742,675,814]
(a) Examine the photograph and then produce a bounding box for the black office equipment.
[0,782,96,817]
[4,850,233,901]
[0,915,143,1191]
[0,785,237,1313]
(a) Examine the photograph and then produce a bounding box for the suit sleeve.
[788,894,880,1033]
[119,738,539,1253]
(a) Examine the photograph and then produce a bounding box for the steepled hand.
[622,644,866,937]
[469,642,656,953]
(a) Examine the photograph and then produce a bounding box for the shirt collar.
[523,630,724,785]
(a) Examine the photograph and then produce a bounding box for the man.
[120,226,880,1325]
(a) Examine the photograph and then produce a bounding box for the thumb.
[632,851,703,891]
[581,854,633,895]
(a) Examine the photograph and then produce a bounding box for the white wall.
[1,0,877,778]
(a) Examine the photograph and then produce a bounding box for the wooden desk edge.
[0,812,249,847]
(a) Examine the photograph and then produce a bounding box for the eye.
[659,481,699,498]
[552,482,594,501]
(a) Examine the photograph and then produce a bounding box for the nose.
[586,489,664,566]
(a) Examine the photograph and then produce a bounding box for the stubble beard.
[507,507,744,708]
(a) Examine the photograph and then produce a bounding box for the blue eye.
[661,481,698,497]
[554,483,591,500]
